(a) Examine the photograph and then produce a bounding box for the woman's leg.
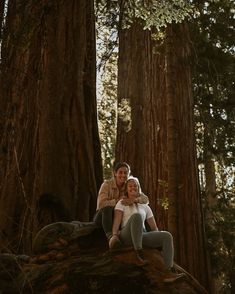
[142,231,174,269]
[93,206,114,239]
[119,213,143,250]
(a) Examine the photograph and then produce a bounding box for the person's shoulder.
[101,178,113,186]
[145,204,153,215]
[104,178,115,184]
[116,199,123,205]
[115,199,124,209]
[104,178,117,189]
[99,179,111,192]
[138,203,149,206]
[139,203,151,210]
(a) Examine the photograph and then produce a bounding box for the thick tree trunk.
[116,22,212,290]
[0,0,102,253]
[165,24,178,248]
[169,23,211,290]
[116,23,167,229]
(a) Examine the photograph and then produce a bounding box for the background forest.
[97,1,235,293]
[0,1,234,294]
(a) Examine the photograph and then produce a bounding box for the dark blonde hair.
[124,176,141,197]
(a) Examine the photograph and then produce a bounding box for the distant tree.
[95,0,234,292]
[0,0,102,253]
[95,1,211,288]
[0,1,5,40]
[191,0,235,292]
[112,2,211,289]
[115,22,166,218]
[97,53,117,179]
[95,0,119,179]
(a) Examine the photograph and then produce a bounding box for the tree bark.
[116,21,212,290]
[116,23,167,229]
[167,23,211,289]
[0,0,102,253]
[165,24,178,248]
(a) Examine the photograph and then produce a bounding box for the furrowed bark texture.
[116,23,167,229]
[0,0,102,253]
[116,22,211,290]
[165,24,178,248]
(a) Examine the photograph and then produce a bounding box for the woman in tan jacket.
[93,162,149,246]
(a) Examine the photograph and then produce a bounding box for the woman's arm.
[112,209,123,236]
[97,181,116,210]
[121,192,149,206]
[146,216,158,231]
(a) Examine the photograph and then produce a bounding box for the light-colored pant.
[119,213,174,268]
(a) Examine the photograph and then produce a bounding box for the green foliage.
[118,98,132,132]
[157,180,169,210]
[95,0,194,178]
[96,1,119,178]
[97,53,117,179]
[120,0,193,30]
[96,2,235,290]
[95,0,119,70]
[95,0,194,60]
[206,197,235,291]
[192,0,235,291]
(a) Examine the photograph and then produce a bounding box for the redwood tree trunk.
[0,0,102,253]
[116,21,211,290]
[116,23,167,229]
[165,24,178,248]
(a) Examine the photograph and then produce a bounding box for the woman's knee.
[162,231,173,243]
[130,213,142,222]
[129,213,142,227]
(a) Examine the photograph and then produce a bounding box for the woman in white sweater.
[110,176,185,283]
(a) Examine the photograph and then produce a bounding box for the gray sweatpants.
[119,213,174,269]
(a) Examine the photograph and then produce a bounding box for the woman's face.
[114,167,129,186]
[127,180,139,198]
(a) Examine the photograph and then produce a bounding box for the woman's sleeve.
[145,206,158,231]
[115,200,124,212]
[146,205,154,219]
[97,181,116,210]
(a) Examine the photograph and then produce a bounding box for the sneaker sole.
[163,273,186,283]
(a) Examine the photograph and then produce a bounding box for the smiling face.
[114,166,129,187]
[126,179,140,199]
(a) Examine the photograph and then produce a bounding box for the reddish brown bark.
[165,24,178,246]
[0,0,102,253]
[115,23,168,229]
[116,22,211,290]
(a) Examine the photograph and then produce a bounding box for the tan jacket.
[96,178,149,210]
